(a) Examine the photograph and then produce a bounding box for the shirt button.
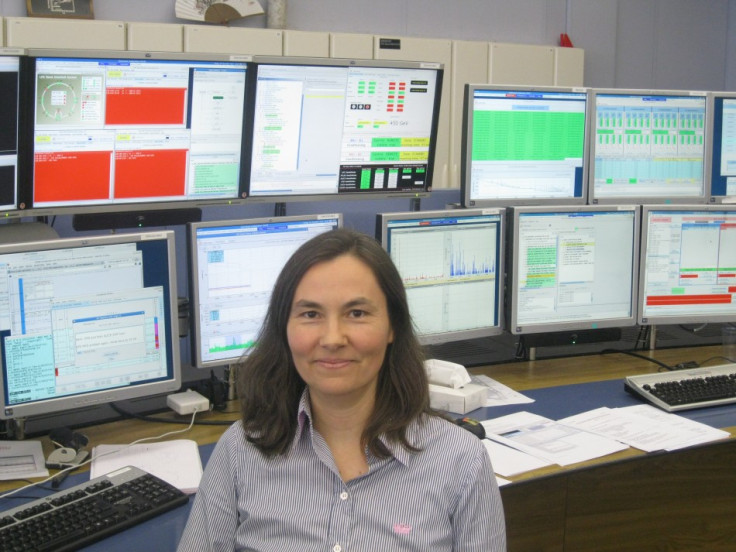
[339,491,349,500]
[333,545,342,552]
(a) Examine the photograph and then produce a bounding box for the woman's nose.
[319,316,347,347]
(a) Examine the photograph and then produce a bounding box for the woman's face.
[286,254,394,405]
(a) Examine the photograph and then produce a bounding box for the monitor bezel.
[460,83,591,208]
[705,91,736,204]
[242,55,444,203]
[507,204,641,335]
[376,207,506,345]
[18,48,253,217]
[638,203,736,326]
[0,48,27,220]
[0,230,182,421]
[188,212,344,369]
[588,87,710,205]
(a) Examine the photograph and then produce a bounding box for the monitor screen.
[188,213,342,368]
[0,231,181,421]
[461,84,589,207]
[638,205,736,325]
[707,91,736,202]
[376,208,505,345]
[245,56,443,201]
[22,50,250,215]
[508,205,640,334]
[589,89,708,204]
[0,51,24,216]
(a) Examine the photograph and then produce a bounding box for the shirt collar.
[293,389,415,467]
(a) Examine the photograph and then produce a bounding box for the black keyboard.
[0,465,189,552]
[624,363,736,412]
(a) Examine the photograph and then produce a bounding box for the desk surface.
[1,344,734,551]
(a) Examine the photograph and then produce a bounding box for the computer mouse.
[455,417,486,439]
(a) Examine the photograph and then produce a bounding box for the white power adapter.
[166,389,210,415]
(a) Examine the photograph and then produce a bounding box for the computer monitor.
[589,88,708,204]
[0,49,25,218]
[460,84,590,207]
[638,204,736,326]
[20,49,251,218]
[244,56,443,201]
[706,91,736,203]
[376,208,505,345]
[507,205,640,335]
[0,231,181,424]
[188,213,342,369]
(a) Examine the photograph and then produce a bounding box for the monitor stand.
[0,220,60,244]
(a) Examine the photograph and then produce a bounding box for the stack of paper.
[0,441,48,481]
[482,412,628,467]
[479,405,731,479]
[560,405,730,452]
[175,0,264,24]
[90,439,203,494]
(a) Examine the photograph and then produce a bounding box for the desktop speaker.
[522,328,622,348]
[72,208,202,231]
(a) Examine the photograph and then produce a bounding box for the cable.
[600,348,675,371]
[697,355,736,367]
[110,402,236,426]
[0,410,201,501]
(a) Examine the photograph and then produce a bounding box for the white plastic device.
[166,389,210,415]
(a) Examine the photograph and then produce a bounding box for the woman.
[177,228,506,551]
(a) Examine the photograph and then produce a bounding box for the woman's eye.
[295,310,318,319]
[349,309,367,318]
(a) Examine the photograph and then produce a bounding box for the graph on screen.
[377,208,504,344]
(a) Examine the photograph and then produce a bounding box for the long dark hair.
[236,228,431,457]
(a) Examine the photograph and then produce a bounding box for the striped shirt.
[177,392,506,552]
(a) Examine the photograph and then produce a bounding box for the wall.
[2,0,734,90]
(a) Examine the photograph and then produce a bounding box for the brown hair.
[236,228,431,457]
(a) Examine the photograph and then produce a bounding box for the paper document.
[0,440,48,480]
[495,475,512,487]
[482,438,552,477]
[471,375,534,407]
[560,405,730,453]
[91,439,202,494]
[482,411,629,466]
[619,405,731,450]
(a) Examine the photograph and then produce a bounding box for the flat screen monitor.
[706,91,736,203]
[589,88,708,204]
[508,205,640,335]
[0,50,24,217]
[376,208,505,345]
[0,231,181,422]
[461,84,589,207]
[244,56,443,201]
[638,205,736,326]
[188,213,342,368]
[21,49,251,216]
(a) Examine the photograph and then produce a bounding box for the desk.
[1,345,735,551]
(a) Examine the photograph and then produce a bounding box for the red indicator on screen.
[114,149,187,198]
[647,294,733,306]
[106,87,186,125]
[34,151,112,202]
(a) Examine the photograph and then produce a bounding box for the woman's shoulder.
[412,413,486,455]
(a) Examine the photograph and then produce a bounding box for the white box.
[428,383,486,414]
